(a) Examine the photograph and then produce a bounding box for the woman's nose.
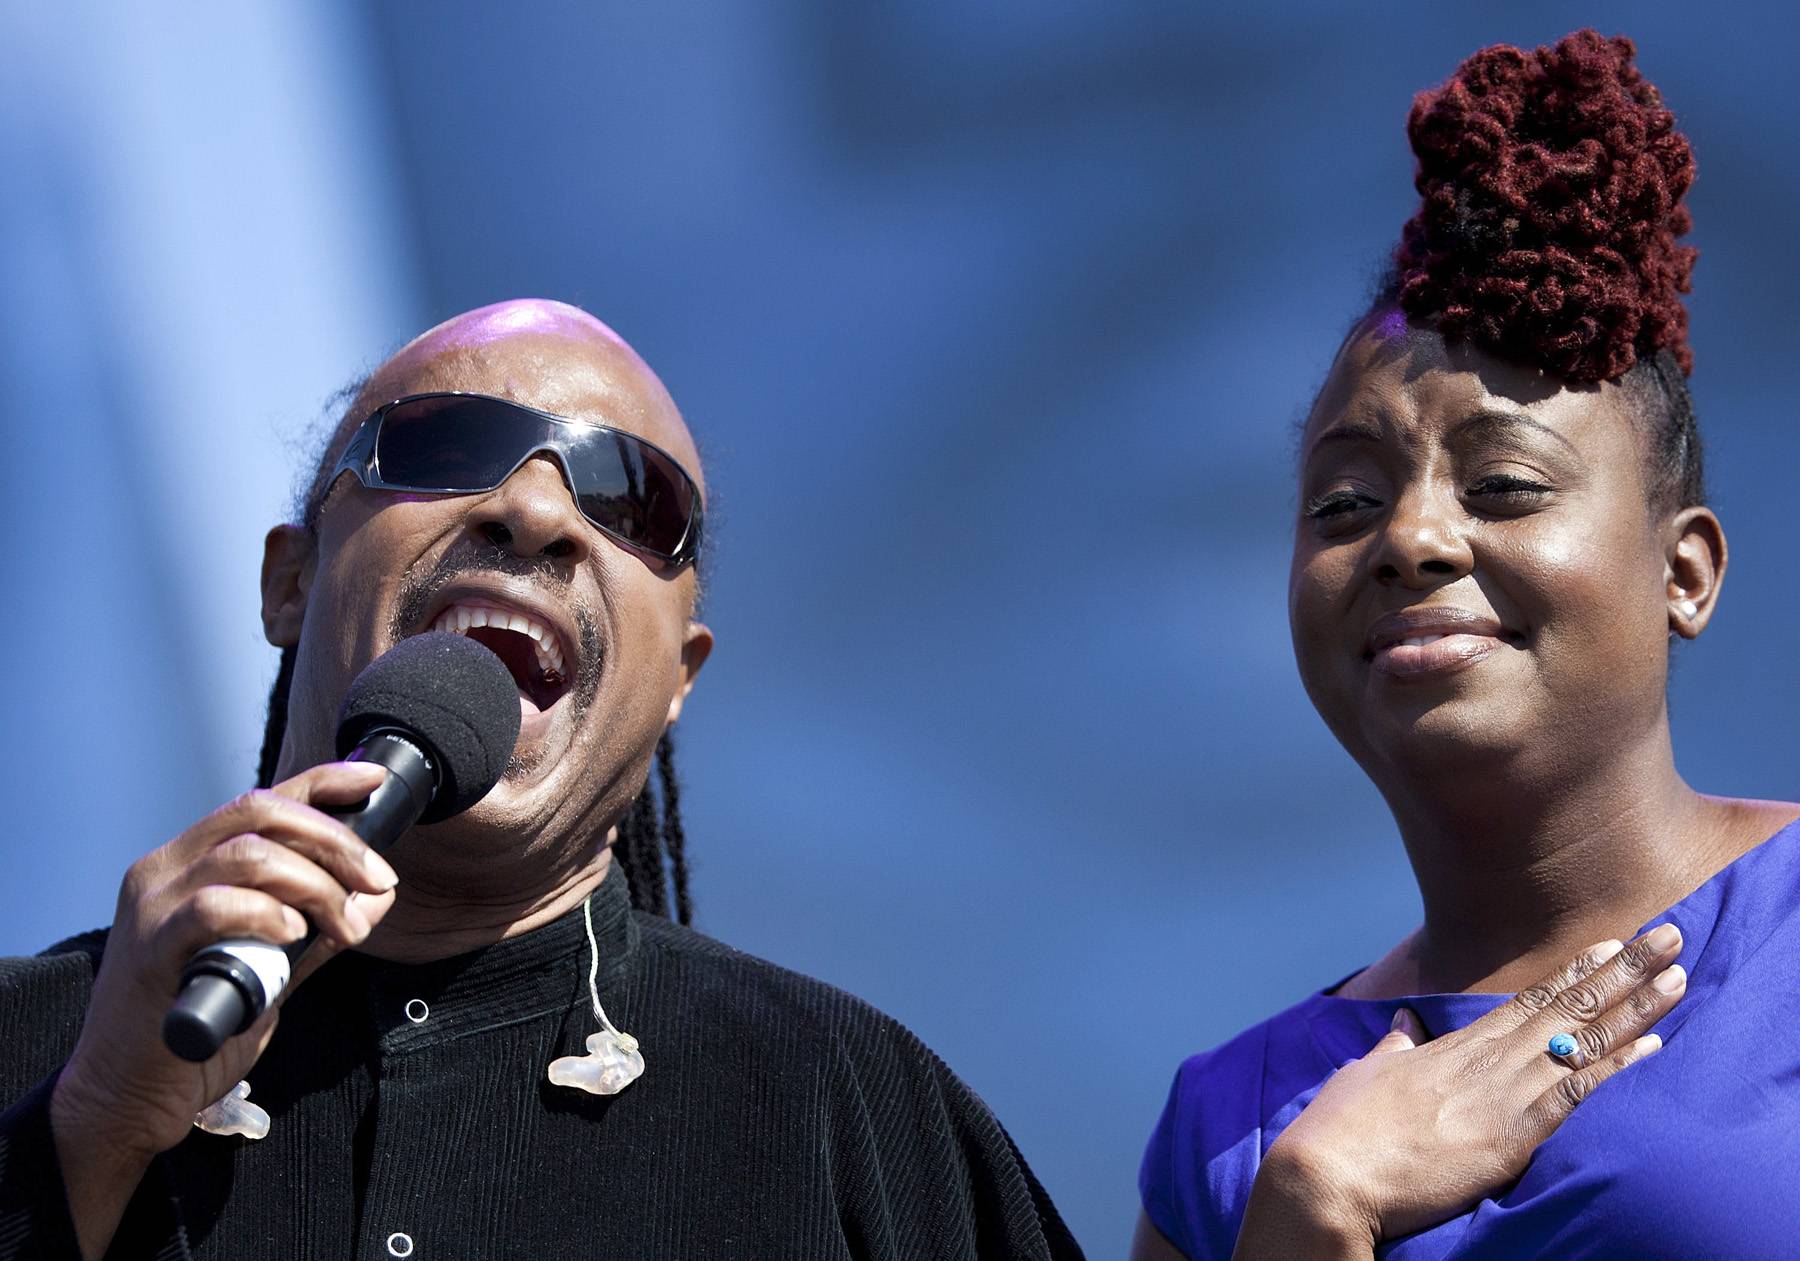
[1368,487,1473,588]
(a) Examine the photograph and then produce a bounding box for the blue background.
[3,3,1796,1252]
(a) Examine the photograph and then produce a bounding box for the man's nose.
[1367,484,1473,589]
[466,453,591,562]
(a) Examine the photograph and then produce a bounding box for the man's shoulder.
[1,928,109,1100]
[629,913,1085,1259]
[629,911,933,1064]
[1,928,108,995]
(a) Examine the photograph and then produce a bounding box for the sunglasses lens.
[562,426,697,556]
[375,395,523,490]
[375,396,697,562]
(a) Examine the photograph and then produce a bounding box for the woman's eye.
[1469,474,1552,500]
[1304,490,1380,520]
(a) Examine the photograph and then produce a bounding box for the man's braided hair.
[256,387,696,927]
[1377,29,1706,512]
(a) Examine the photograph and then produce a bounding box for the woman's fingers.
[1366,1007,1427,1056]
[1515,923,1683,1043]
[1544,962,1686,1072]
[1484,937,1625,1033]
[1260,931,1687,1247]
[1477,924,1681,1055]
[1526,1032,1665,1136]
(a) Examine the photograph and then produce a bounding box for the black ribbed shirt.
[0,866,1082,1259]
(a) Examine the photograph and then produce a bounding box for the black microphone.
[162,632,522,1062]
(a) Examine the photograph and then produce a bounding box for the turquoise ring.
[1548,1032,1581,1063]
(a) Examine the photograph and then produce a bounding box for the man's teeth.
[1399,635,1448,647]
[429,605,566,678]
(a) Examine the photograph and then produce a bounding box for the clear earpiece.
[547,891,646,1096]
[194,1080,270,1140]
[548,1030,644,1096]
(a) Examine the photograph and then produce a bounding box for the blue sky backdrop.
[4,2,1796,1249]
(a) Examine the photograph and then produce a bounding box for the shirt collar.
[333,859,638,1054]
[1304,816,1800,1068]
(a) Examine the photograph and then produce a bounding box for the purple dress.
[1139,817,1800,1260]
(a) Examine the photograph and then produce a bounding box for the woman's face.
[1288,312,1684,786]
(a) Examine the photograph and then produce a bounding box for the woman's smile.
[1363,607,1524,681]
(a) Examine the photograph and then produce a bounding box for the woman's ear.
[1665,506,1726,639]
[262,525,316,647]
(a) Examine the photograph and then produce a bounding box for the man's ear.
[262,525,316,648]
[665,621,714,726]
[1665,506,1726,639]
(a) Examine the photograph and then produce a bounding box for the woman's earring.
[1677,599,1699,619]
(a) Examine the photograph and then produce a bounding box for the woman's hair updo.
[1377,29,1704,508]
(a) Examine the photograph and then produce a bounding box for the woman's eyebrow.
[1452,407,1579,455]
[1305,418,1386,460]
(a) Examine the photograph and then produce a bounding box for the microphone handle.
[160,732,436,1063]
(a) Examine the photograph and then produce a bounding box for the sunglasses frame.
[330,391,704,570]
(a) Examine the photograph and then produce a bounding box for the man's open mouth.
[424,600,574,713]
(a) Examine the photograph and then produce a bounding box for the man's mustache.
[388,541,605,702]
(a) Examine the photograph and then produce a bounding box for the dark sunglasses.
[330,392,703,569]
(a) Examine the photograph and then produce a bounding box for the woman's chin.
[1353,697,1537,775]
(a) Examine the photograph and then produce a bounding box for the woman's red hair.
[1394,30,1696,382]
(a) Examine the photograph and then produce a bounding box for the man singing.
[0,300,1081,1259]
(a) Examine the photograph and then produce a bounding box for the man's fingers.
[150,885,309,969]
[186,836,377,947]
[1526,1033,1663,1137]
[283,889,395,993]
[269,759,388,807]
[224,818,398,902]
[162,778,398,899]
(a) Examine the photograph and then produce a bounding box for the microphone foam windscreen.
[335,631,522,822]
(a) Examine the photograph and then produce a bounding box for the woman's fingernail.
[1591,939,1625,964]
[1633,1033,1663,1057]
[364,849,399,891]
[1644,923,1681,952]
[282,907,307,940]
[1652,964,1687,995]
[345,895,373,940]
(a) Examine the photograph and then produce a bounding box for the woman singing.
[1137,30,1800,1259]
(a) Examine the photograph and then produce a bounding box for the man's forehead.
[359,300,703,488]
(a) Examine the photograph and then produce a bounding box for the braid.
[658,733,692,925]
[256,646,296,789]
[616,784,666,918]
[611,732,693,925]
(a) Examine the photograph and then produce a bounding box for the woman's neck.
[1349,725,1783,997]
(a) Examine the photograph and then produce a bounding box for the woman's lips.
[1370,632,1510,679]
